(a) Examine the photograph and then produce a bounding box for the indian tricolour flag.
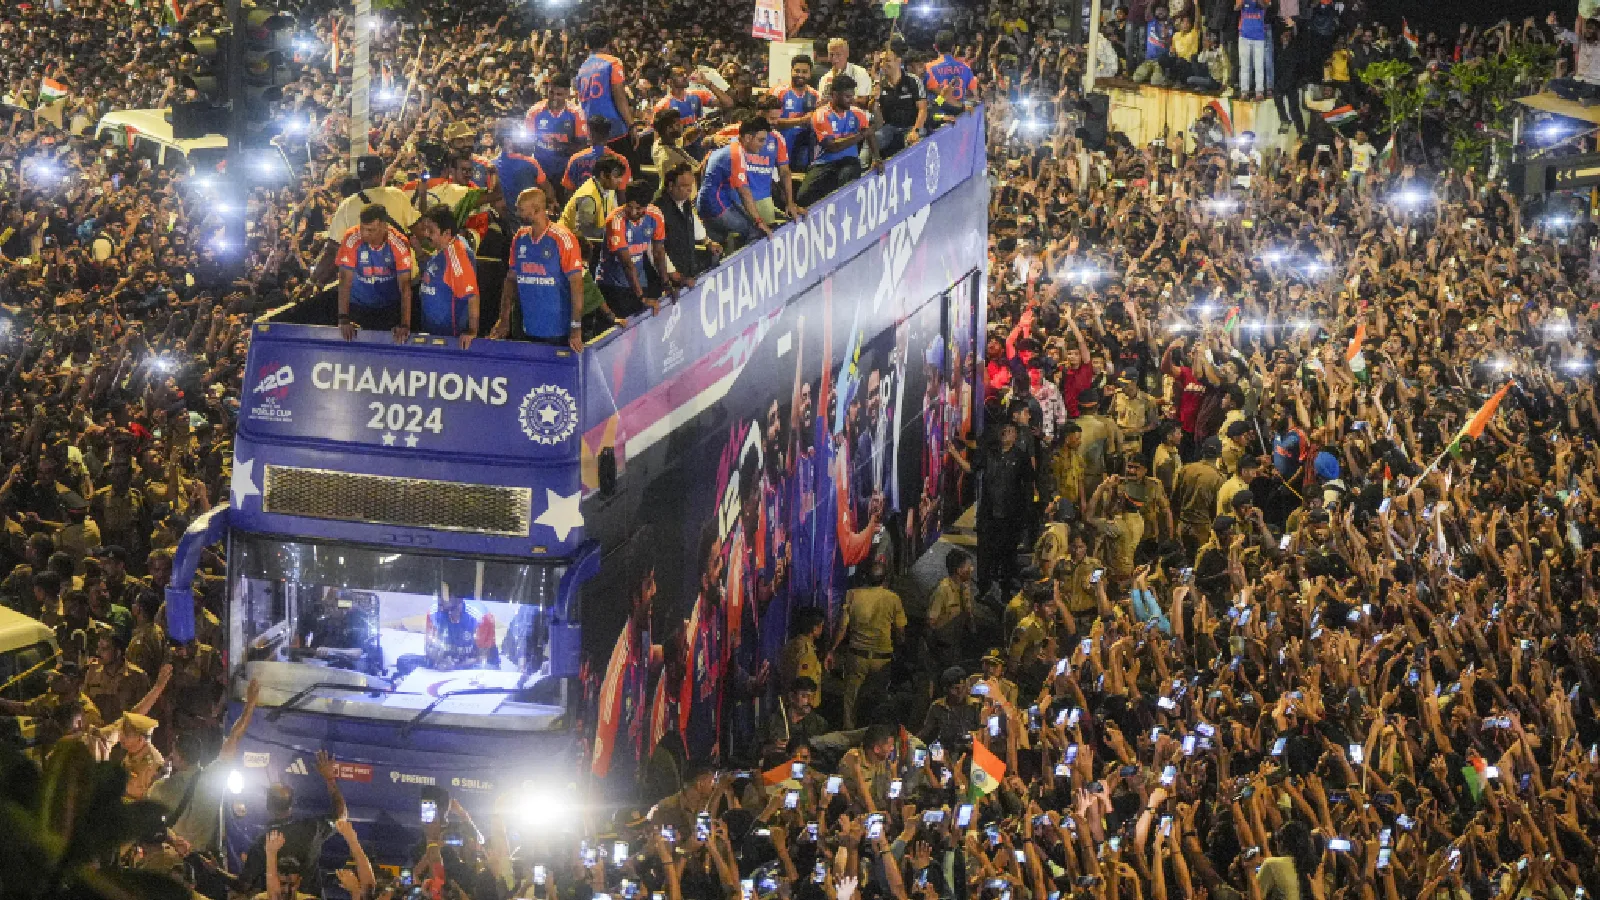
[970,739,1006,797]
[38,78,67,102]
[1346,322,1367,381]
[1402,19,1419,55]
[1322,105,1357,127]
[1447,382,1511,457]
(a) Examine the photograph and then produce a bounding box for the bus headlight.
[228,769,245,795]
[517,787,576,831]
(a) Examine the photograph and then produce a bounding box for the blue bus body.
[165,327,596,868]
[163,108,989,871]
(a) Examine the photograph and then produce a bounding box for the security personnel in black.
[919,666,981,751]
[873,40,927,158]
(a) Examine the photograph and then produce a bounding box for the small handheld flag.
[1446,381,1511,457]
[970,739,1006,797]
[1345,322,1367,381]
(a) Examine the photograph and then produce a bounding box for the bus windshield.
[229,535,569,731]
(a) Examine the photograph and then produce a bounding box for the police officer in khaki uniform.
[969,649,1018,707]
[827,560,906,730]
[1060,530,1104,632]
[0,662,104,745]
[93,545,148,611]
[1008,583,1061,674]
[91,457,150,570]
[126,591,167,678]
[84,632,151,722]
[925,548,976,665]
[157,635,224,745]
[1173,435,1227,556]
[106,711,165,800]
[778,606,826,710]
[1121,455,1172,544]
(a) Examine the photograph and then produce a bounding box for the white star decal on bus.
[534,489,583,542]
[231,458,260,509]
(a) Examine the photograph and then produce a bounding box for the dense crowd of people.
[2,0,1600,899]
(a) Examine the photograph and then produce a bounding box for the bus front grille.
[261,466,532,536]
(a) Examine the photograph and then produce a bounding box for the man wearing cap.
[324,154,419,248]
[53,491,100,572]
[106,710,165,800]
[89,461,146,566]
[1111,370,1160,455]
[0,661,103,741]
[1120,455,1171,543]
[92,544,145,611]
[1087,474,1146,584]
[1074,389,1121,501]
[158,632,224,740]
[1216,454,1259,516]
[1173,435,1227,555]
[1002,565,1051,637]
[1220,419,1254,476]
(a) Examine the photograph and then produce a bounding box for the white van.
[93,109,228,173]
[0,607,58,744]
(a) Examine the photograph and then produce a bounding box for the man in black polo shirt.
[873,40,927,158]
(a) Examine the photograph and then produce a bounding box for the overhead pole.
[351,0,373,160]
[221,0,248,277]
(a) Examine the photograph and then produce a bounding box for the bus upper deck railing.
[260,108,986,361]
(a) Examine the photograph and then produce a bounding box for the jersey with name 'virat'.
[526,99,589,177]
[576,52,627,130]
[811,105,870,165]
[335,226,414,309]
[418,234,479,336]
[596,207,666,288]
[923,53,977,115]
[563,146,633,192]
[511,222,586,339]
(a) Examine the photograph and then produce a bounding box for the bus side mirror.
[598,447,617,496]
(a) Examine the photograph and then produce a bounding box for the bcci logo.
[924,142,941,195]
[253,363,295,398]
[518,384,578,445]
